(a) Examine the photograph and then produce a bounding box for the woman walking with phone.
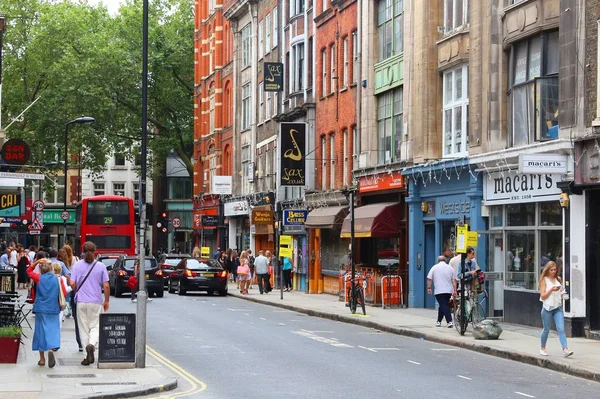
[539,261,573,357]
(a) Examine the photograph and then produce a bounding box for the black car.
[109,256,164,298]
[158,254,191,288]
[97,254,122,272]
[168,258,228,296]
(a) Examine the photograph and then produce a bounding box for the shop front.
[483,170,563,327]
[224,199,250,251]
[403,159,484,308]
[305,204,349,295]
[250,205,275,255]
[281,209,308,292]
[192,194,220,254]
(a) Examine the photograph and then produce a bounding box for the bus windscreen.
[86,201,131,225]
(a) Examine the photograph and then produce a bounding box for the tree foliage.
[0,0,194,179]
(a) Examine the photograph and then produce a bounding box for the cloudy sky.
[87,0,123,15]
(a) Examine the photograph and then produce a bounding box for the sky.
[86,0,123,15]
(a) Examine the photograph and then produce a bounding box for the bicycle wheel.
[349,286,357,314]
[358,288,366,315]
[453,304,463,333]
[471,302,486,328]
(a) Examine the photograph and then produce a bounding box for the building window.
[241,145,250,182]
[443,64,469,157]
[489,202,563,291]
[330,134,336,189]
[273,92,278,116]
[291,43,304,92]
[258,20,264,60]
[209,91,215,133]
[377,87,403,164]
[377,0,403,62]
[321,136,327,190]
[209,155,217,190]
[343,129,349,186]
[321,49,327,96]
[330,45,336,94]
[208,28,213,73]
[353,125,360,157]
[266,91,272,120]
[266,149,272,187]
[113,183,125,197]
[273,7,278,50]
[322,0,328,12]
[444,0,469,35]
[133,183,140,207]
[44,183,65,205]
[509,31,559,146]
[114,154,125,166]
[241,24,251,68]
[169,177,192,199]
[242,83,251,130]
[259,83,264,124]
[265,14,271,54]
[352,31,359,84]
[342,38,349,89]
[93,182,105,196]
[290,0,305,17]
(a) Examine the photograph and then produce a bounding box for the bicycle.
[452,289,488,334]
[346,276,366,315]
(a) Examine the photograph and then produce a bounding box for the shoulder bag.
[73,260,98,303]
[58,276,67,311]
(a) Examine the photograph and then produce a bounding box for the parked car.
[158,254,191,288]
[97,254,122,272]
[168,258,228,296]
[109,256,164,298]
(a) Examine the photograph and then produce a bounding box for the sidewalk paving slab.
[229,282,600,382]
[0,289,177,399]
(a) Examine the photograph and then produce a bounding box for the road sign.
[456,225,467,254]
[0,172,45,180]
[466,231,478,247]
[60,211,71,221]
[32,200,45,212]
[29,218,43,230]
[171,217,182,229]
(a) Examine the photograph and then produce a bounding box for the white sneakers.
[540,348,573,357]
[435,321,442,327]
[540,349,548,356]
[447,322,454,328]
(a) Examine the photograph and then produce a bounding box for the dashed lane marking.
[293,330,353,348]
[457,375,472,380]
[407,360,421,365]
[515,392,536,398]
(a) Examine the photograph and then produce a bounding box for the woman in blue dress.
[27,258,62,368]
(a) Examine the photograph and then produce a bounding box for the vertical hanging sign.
[279,122,306,187]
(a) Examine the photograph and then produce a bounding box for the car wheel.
[218,288,227,296]
[178,281,186,296]
[168,281,175,294]
[114,282,122,298]
[156,289,164,298]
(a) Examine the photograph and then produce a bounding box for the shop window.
[442,64,469,157]
[506,231,536,290]
[539,202,562,226]
[490,206,503,228]
[509,31,559,146]
[377,0,403,62]
[507,203,535,226]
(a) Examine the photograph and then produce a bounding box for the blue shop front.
[403,160,485,308]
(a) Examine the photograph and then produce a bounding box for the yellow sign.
[280,235,292,245]
[280,247,293,258]
[466,231,478,247]
[456,226,467,254]
[201,247,210,258]
[279,235,293,258]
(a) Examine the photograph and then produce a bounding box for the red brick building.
[314,0,358,191]
[194,0,234,196]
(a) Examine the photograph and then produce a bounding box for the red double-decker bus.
[74,195,136,256]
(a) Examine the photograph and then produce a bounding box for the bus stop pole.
[135,0,149,369]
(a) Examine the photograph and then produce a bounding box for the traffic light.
[156,212,169,233]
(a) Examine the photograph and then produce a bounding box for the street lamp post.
[63,116,95,246]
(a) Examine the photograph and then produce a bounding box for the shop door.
[589,190,600,331]
[482,231,505,319]
[424,223,436,309]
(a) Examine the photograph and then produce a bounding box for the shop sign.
[279,123,306,186]
[201,215,219,227]
[252,209,273,224]
[263,62,284,92]
[42,209,75,224]
[0,191,20,217]
[224,201,249,216]
[282,209,307,226]
[519,154,568,174]
[211,175,232,194]
[359,171,404,193]
[438,198,471,216]
[1,138,31,166]
[484,171,562,205]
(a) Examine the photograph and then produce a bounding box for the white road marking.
[407,360,421,365]
[357,332,383,335]
[293,330,353,348]
[358,346,378,352]
[227,308,254,312]
[301,329,334,333]
[260,317,267,320]
[457,375,472,380]
[278,323,285,326]
[515,392,535,398]
[245,313,250,316]
[430,348,458,351]
[370,348,401,351]
[273,310,293,313]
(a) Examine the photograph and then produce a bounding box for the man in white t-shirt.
[427,255,457,328]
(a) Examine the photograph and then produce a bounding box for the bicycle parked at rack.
[346,276,366,315]
[452,289,488,333]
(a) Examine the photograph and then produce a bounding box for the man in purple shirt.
[70,241,110,366]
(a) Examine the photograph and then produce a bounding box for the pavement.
[228,281,600,382]
[0,288,177,399]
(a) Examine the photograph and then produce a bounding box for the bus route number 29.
[104,216,113,224]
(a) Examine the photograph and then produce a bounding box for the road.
[109,292,600,399]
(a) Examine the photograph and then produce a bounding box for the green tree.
[0,0,194,178]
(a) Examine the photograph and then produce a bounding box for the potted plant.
[0,325,22,363]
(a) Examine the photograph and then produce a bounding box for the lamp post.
[63,116,95,246]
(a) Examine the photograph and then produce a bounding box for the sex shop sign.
[279,122,306,186]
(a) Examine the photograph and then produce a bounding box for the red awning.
[340,202,402,238]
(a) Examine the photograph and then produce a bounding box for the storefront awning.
[340,202,402,238]
[305,206,349,229]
